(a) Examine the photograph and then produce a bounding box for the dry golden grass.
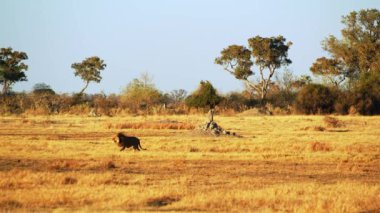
[0,114,379,212]
[109,120,195,130]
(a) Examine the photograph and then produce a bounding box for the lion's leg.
[120,146,125,151]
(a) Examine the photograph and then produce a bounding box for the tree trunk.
[2,81,9,95]
[259,67,275,105]
[79,81,90,96]
[260,90,266,104]
[208,108,214,122]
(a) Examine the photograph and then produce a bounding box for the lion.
[112,132,146,151]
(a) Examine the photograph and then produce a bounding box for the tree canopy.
[32,83,55,95]
[71,56,106,95]
[310,8,380,86]
[0,47,28,94]
[185,80,221,109]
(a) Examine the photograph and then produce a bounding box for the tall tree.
[71,56,106,95]
[185,81,221,122]
[310,9,380,86]
[0,47,28,94]
[215,35,292,102]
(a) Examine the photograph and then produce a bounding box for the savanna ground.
[0,114,379,212]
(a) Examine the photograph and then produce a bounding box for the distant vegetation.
[0,9,379,115]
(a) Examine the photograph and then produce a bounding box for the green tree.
[185,81,222,121]
[310,9,380,86]
[0,47,28,94]
[71,56,106,95]
[215,35,292,102]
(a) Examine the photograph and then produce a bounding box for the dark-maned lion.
[112,132,146,151]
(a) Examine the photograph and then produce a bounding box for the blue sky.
[1,0,379,94]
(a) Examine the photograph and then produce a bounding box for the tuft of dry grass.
[314,126,326,131]
[324,116,344,128]
[189,147,199,152]
[301,126,326,131]
[310,142,332,152]
[62,177,78,185]
[103,160,117,170]
[49,160,83,171]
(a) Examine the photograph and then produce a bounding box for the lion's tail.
[139,143,147,150]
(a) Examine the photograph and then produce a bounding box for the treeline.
[1,9,379,116]
[2,70,379,116]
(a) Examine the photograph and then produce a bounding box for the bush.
[267,90,296,109]
[120,76,163,113]
[0,93,31,114]
[30,93,59,114]
[351,72,380,115]
[295,84,336,114]
[90,93,119,116]
[219,92,249,112]
[333,90,351,115]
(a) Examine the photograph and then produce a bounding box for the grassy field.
[0,114,379,212]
